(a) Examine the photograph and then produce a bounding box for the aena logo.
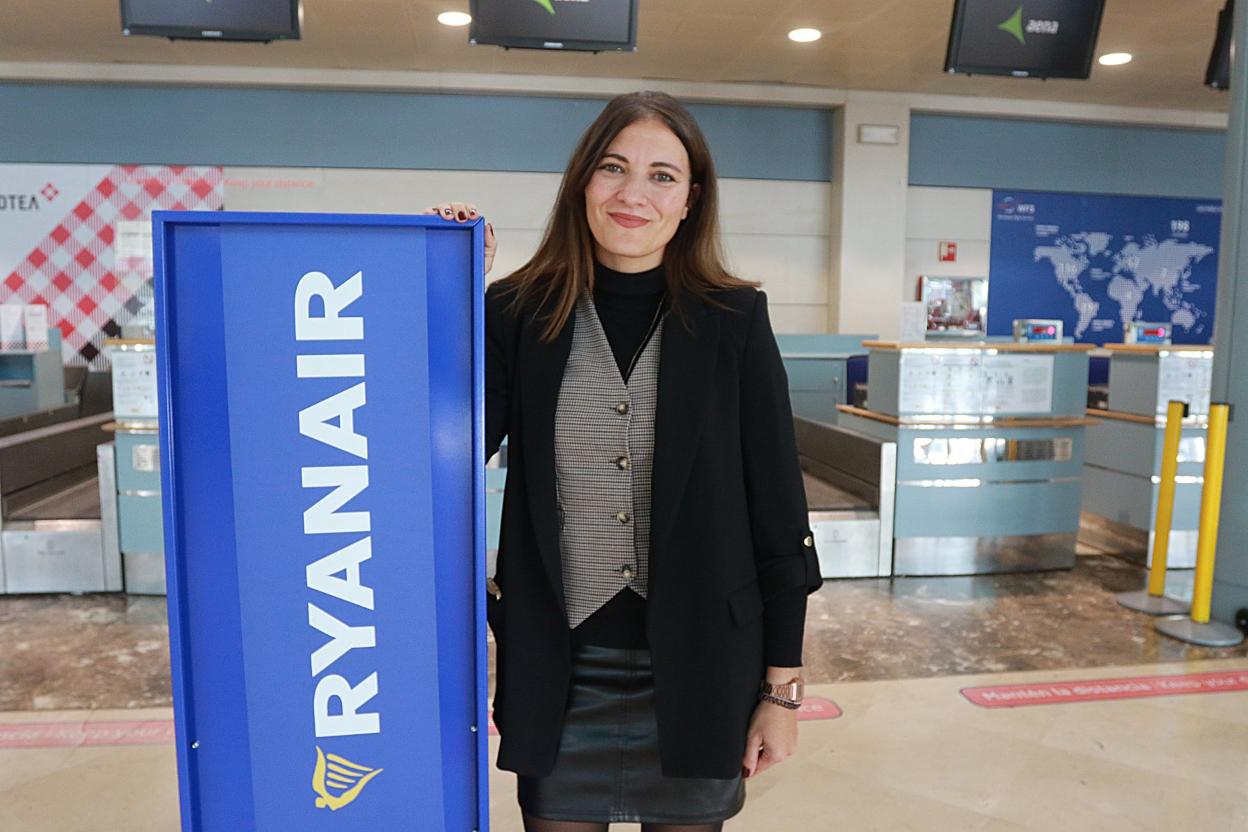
[530,0,555,14]
[997,5,1060,45]
[312,746,383,811]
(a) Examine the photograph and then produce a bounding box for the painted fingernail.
[443,208,452,215]
[469,209,478,216]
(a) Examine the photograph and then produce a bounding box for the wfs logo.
[996,197,1036,216]
[312,746,383,811]
[998,5,1060,45]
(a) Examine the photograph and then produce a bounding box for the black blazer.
[485,279,822,779]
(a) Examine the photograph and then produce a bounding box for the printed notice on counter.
[1156,354,1213,416]
[111,349,158,418]
[899,352,1054,415]
[899,352,984,414]
[981,354,1054,414]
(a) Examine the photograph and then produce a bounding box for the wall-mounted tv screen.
[945,0,1106,79]
[469,0,637,53]
[1205,1,1233,90]
[120,0,301,42]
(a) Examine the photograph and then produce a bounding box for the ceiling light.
[438,11,472,27]
[1098,52,1132,66]
[788,28,822,43]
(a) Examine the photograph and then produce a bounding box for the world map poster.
[988,190,1221,345]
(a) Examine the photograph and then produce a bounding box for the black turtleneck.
[571,260,807,667]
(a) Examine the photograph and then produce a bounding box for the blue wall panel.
[2,83,832,181]
[910,113,1226,198]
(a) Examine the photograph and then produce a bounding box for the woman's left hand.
[741,700,798,778]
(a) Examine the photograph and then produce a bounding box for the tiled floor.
[2,552,1247,830]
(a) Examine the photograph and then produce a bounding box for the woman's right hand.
[425,202,497,276]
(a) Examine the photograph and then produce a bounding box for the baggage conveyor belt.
[0,413,117,593]
[803,471,873,512]
[795,416,897,578]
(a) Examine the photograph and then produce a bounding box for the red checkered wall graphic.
[1,165,223,368]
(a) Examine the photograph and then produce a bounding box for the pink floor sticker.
[796,696,842,720]
[0,720,175,749]
[961,669,1248,709]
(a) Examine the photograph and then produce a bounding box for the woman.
[431,91,821,832]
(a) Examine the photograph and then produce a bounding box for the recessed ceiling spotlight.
[1098,52,1132,66]
[788,28,822,43]
[438,11,472,27]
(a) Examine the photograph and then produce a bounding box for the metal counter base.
[893,533,1077,577]
[2,519,110,594]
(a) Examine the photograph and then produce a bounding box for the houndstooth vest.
[554,288,664,628]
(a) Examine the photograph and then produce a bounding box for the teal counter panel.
[784,358,844,391]
[893,479,1083,538]
[118,493,165,555]
[115,432,162,493]
[1084,419,1206,479]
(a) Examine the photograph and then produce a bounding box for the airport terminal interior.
[2,1,1248,830]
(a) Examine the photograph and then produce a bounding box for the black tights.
[522,812,723,832]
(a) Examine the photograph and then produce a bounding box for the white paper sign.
[115,220,154,264]
[131,443,161,473]
[981,354,1054,414]
[22,305,48,350]
[899,352,1054,415]
[899,301,927,343]
[899,352,984,414]
[110,349,159,418]
[0,305,24,350]
[1156,354,1213,416]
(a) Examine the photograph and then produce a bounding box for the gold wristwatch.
[758,677,804,709]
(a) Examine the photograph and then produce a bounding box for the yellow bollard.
[1156,402,1244,646]
[1190,403,1229,624]
[1116,400,1190,615]
[1147,400,1186,597]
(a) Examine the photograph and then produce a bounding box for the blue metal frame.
[153,210,487,831]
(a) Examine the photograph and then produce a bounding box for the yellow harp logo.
[312,746,383,811]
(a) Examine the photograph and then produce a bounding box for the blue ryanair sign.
[153,213,487,831]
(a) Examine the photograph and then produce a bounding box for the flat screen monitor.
[1206,1,1233,90]
[469,0,637,52]
[944,0,1106,79]
[120,0,301,42]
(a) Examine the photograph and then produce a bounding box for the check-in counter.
[777,334,875,424]
[0,329,66,419]
[102,338,165,594]
[837,340,1095,576]
[1083,343,1213,568]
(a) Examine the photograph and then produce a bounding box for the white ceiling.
[0,0,1232,113]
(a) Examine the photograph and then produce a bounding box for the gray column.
[1211,1,1248,626]
[826,93,911,337]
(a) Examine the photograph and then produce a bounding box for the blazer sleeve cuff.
[756,530,823,600]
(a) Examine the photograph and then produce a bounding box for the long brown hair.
[492,90,758,341]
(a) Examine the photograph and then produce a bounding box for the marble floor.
[1,552,1247,829]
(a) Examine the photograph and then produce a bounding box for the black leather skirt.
[516,643,746,824]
